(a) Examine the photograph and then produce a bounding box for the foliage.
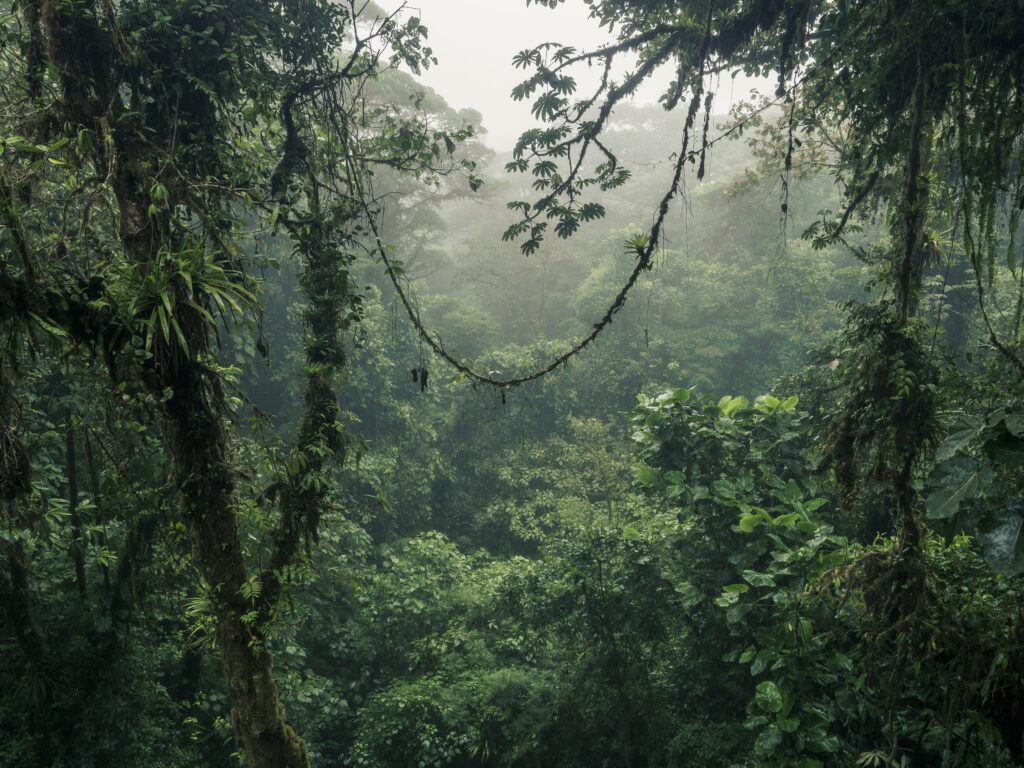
[3,0,1024,766]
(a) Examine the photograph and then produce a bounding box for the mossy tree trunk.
[164,369,310,768]
[11,0,441,761]
[36,2,314,764]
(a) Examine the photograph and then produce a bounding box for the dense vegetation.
[1,0,1023,766]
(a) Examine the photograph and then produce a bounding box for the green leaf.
[755,681,783,713]
[976,506,1024,576]
[739,513,764,533]
[663,470,685,485]
[777,717,800,733]
[675,580,702,608]
[666,387,691,404]
[771,512,801,527]
[925,456,993,521]
[160,289,174,318]
[742,570,776,588]
[1004,411,1024,437]
[634,464,657,486]
[754,725,783,759]
[170,317,190,357]
[935,416,985,461]
[27,312,69,339]
[720,395,750,417]
[750,654,768,676]
[155,305,171,345]
[986,431,1024,466]
[799,618,814,643]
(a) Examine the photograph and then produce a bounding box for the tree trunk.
[113,69,311,768]
[65,413,87,601]
[165,366,310,768]
[36,2,314,762]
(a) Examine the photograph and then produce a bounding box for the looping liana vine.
[364,89,791,389]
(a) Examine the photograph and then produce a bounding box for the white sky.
[380,0,669,149]
[378,1,766,150]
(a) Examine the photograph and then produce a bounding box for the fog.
[379,1,768,151]
[379,0,673,149]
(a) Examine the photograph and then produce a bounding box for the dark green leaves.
[925,456,994,521]
[976,505,1024,576]
[755,681,784,713]
[925,408,1024,573]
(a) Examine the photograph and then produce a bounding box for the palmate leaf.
[512,48,541,70]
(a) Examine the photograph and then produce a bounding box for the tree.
[505,0,1024,567]
[0,1,475,764]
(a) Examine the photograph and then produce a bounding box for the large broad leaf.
[935,416,985,462]
[1001,411,1024,437]
[754,725,783,758]
[977,504,1024,576]
[925,456,994,521]
[661,387,691,405]
[985,430,1024,466]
